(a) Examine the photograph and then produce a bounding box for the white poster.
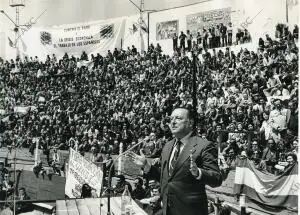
[65,148,103,198]
[21,17,125,60]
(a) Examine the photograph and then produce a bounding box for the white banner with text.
[21,18,125,60]
[65,148,103,198]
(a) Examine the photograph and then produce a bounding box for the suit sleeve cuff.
[196,168,202,180]
[143,160,151,173]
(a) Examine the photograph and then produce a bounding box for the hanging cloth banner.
[234,158,298,209]
[21,17,125,60]
[65,148,103,198]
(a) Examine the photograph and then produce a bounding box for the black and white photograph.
[0,0,298,214]
[186,7,232,36]
[156,20,179,40]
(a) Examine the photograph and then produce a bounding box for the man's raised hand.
[126,150,147,166]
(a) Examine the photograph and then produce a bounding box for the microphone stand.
[106,140,144,215]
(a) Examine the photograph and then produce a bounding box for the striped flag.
[132,24,138,34]
[233,158,298,209]
[8,37,14,47]
[76,60,93,69]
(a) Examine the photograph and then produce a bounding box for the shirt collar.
[179,131,193,146]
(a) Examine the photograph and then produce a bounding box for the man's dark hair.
[116,174,125,182]
[81,183,92,198]
[19,187,26,192]
[219,205,231,215]
[286,153,297,162]
[174,106,195,121]
[152,184,161,190]
[135,177,143,186]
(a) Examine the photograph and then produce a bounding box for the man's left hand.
[189,155,199,178]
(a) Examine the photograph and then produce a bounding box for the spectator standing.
[51,147,61,176]
[236,29,244,45]
[202,28,208,49]
[215,25,221,48]
[269,99,289,140]
[186,30,193,52]
[227,22,233,46]
[208,28,213,49]
[179,31,187,52]
[220,23,227,47]
[172,33,178,52]
[293,24,298,42]
[196,32,202,45]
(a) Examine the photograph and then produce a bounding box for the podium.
[56,197,147,215]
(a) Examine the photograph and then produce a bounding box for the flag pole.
[13,144,17,215]
[192,51,198,130]
[34,139,39,166]
[118,142,123,175]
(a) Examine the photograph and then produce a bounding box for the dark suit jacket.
[16,194,34,214]
[147,135,222,215]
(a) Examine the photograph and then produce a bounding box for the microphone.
[103,139,146,215]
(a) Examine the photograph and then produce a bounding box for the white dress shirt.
[169,132,202,180]
[53,152,60,163]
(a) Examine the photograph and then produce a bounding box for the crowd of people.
[172,22,252,52]
[0,23,298,214]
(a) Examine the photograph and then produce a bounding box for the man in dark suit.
[220,23,227,47]
[172,33,178,52]
[128,107,222,215]
[179,31,187,52]
[15,187,33,214]
[113,174,132,196]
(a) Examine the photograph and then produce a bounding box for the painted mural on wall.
[186,7,232,36]
[156,20,179,40]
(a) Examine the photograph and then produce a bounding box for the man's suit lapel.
[169,136,197,179]
[162,139,176,171]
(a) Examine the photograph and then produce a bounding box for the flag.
[14,106,31,114]
[76,60,93,69]
[132,24,138,34]
[20,37,27,52]
[139,19,148,34]
[233,158,298,209]
[8,37,14,47]
[140,25,148,33]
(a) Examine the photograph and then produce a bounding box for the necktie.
[169,140,181,176]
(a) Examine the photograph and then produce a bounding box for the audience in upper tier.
[173,22,252,52]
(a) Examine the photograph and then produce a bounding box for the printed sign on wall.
[156,20,179,40]
[186,7,231,36]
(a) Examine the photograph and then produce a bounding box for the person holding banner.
[81,183,92,198]
[128,107,222,215]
